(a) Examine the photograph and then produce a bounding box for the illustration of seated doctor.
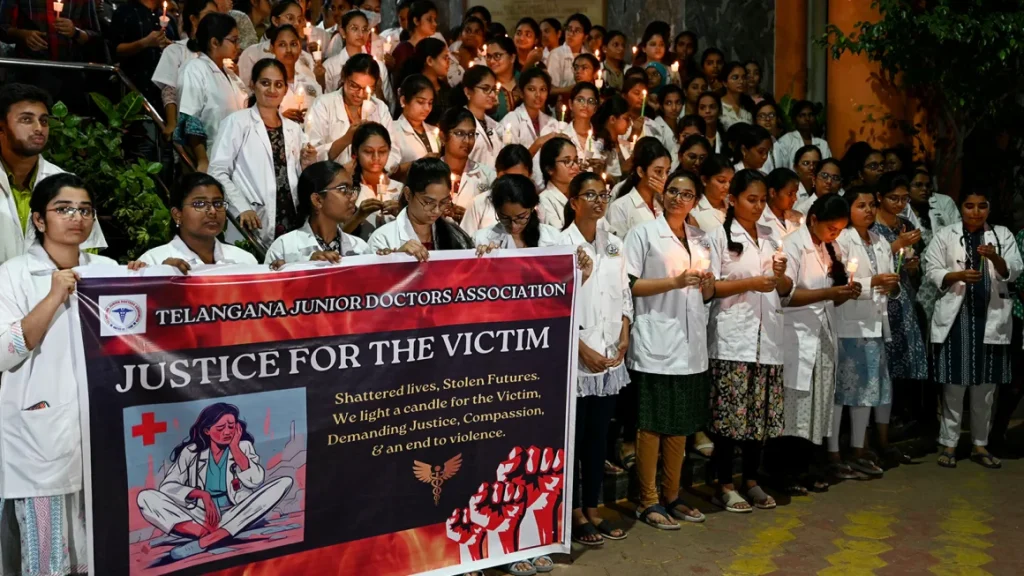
[138,403,293,561]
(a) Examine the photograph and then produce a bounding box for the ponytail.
[806,193,851,286]
[563,171,602,231]
[722,205,742,254]
[619,136,669,199]
[825,242,848,286]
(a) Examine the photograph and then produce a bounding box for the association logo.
[413,454,462,506]
[98,294,148,337]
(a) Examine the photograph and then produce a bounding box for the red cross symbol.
[132,412,167,446]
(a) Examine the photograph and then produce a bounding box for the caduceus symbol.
[413,454,463,506]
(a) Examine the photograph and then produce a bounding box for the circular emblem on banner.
[105,299,142,332]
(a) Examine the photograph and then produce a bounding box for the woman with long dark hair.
[794,158,842,215]
[606,137,669,238]
[153,0,219,140]
[759,167,803,237]
[345,122,404,234]
[718,62,752,130]
[323,10,393,107]
[498,67,560,154]
[691,154,734,231]
[440,107,497,224]
[137,402,293,561]
[537,137,582,229]
[473,173,560,248]
[461,144,533,236]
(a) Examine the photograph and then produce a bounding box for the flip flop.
[572,522,604,547]
[743,485,777,510]
[713,490,753,514]
[604,459,625,475]
[828,462,861,480]
[505,560,537,576]
[636,503,680,530]
[849,458,884,477]
[593,519,627,540]
[937,449,957,468]
[665,497,706,523]
[530,556,554,573]
[970,452,1002,470]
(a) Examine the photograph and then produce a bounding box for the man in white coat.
[0,83,106,264]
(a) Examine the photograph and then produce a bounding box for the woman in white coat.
[691,154,734,232]
[322,10,393,107]
[472,174,561,249]
[367,157,474,260]
[697,92,724,155]
[559,172,631,546]
[266,161,370,266]
[176,13,249,172]
[536,137,581,230]
[266,24,323,123]
[140,174,259,271]
[706,170,791,513]
[606,137,669,238]
[209,59,317,247]
[773,100,832,171]
[0,173,143,575]
[153,0,218,140]
[758,168,803,238]
[457,65,502,168]
[237,1,316,87]
[439,108,496,225]
[498,67,560,155]
[590,95,633,182]
[732,124,774,175]
[460,144,533,237]
[389,74,441,181]
[345,123,404,235]
[794,158,843,216]
[626,167,714,530]
[925,188,1023,470]
[829,186,901,479]
[769,194,859,495]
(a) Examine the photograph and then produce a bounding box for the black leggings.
[712,435,763,485]
[573,394,618,510]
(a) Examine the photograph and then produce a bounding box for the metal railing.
[0,57,269,262]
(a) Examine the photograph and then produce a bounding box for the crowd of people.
[0,1,1022,576]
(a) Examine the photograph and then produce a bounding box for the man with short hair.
[0,83,106,262]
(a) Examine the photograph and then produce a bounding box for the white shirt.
[152,39,194,91]
[460,190,496,237]
[280,70,323,113]
[498,105,560,150]
[468,110,502,168]
[238,38,317,87]
[446,49,485,87]
[472,222,561,248]
[559,220,634,375]
[719,101,752,130]
[322,48,394,109]
[0,157,107,263]
[707,219,785,364]
[545,43,583,89]
[624,215,711,375]
[177,53,249,148]
[902,192,960,246]
[367,207,456,251]
[308,24,345,61]
[652,116,679,171]
[207,108,304,247]
[692,196,727,232]
[0,244,118,497]
[537,184,569,230]
[774,131,833,171]
[793,192,823,217]
[758,207,802,239]
[923,223,1022,344]
[451,159,495,212]
[304,92,400,171]
[835,228,894,339]
[139,235,259,267]
[605,188,662,238]
[781,223,842,392]
[354,177,404,229]
[264,220,370,264]
[389,115,441,169]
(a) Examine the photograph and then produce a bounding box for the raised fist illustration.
[445,507,484,561]
[468,480,526,554]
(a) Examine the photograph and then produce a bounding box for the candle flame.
[671,61,679,72]
[632,46,637,55]
[595,49,601,60]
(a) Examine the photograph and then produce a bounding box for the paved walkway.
[550,453,1023,575]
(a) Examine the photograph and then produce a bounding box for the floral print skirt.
[709,359,785,441]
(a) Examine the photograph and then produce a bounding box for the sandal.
[592,519,627,540]
[828,461,861,480]
[694,441,715,458]
[743,485,776,510]
[665,497,706,523]
[803,474,829,492]
[572,522,603,546]
[713,489,753,514]
[505,560,537,576]
[530,556,554,573]
[636,503,680,530]
[849,458,884,477]
[620,452,636,471]
[970,452,1002,470]
[604,459,625,475]
[937,449,957,468]
[882,446,913,468]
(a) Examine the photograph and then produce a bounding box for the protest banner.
[73,249,578,576]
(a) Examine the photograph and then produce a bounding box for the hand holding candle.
[53,0,63,15]
[895,247,906,273]
[159,1,170,28]
[846,257,859,275]
[595,69,603,89]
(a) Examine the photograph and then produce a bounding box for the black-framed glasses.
[884,195,910,204]
[319,184,357,198]
[556,157,582,168]
[48,206,95,219]
[189,199,229,211]
[577,191,612,203]
[756,113,776,121]
[573,96,599,107]
[497,211,533,226]
[450,129,476,140]
[565,26,585,36]
[663,189,696,201]
[416,195,454,212]
[474,85,498,95]
[485,52,508,61]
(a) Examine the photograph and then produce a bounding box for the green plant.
[820,0,1024,193]
[46,92,171,261]
[775,94,826,136]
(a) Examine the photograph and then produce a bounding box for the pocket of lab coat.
[633,316,685,360]
[9,401,77,463]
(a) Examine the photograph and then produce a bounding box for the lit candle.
[503,123,512,146]
[365,85,372,99]
[631,46,637,57]
[296,90,305,110]
[586,128,593,153]
[53,0,63,15]
[895,247,906,273]
[377,181,387,199]
[304,21,311,38]
[846,258,859,275]
[159,1,170,28]
[480,44,486,57]
[595,49,601,61]
[595,70,603,89]
[772,238,786,265]
[601,172,607,183]
[469,61,475,68]
[222,58,232,71]
[432,127,441,152]
[384,37,392,53]
[640,89,647,117]
[313,49,322,62]
[560,104,566,123]
[671,61,679,74]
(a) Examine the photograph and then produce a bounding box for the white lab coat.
[692,196,727,232]
[0,244,118,497]
[468,110,502,168]
[304,91,400,170]
[773,131,833,171]
[782,223,842,392]
[759,206,802,239]
[560,220,634,375]
[309,24,346,61]
[924,223,1023,345]
[451,159,495,212]
[537,183,569,230]
[706,219,785,365]
[902,192,960,245]
[460,190,496,237]
[498,105,560,150]
[238,38,317,87]
[208,108,303,246]
[354,178,404,228]
[472,222,561,248]
[152,39,195,91]
[0,158,107,263]
[280,70,323,113]
[367,207,468,251]
[177,53,249,148]
[264,220,370,263]
[835,228,894,339]
[139,235,259,267]
[605,187,662,239]
[793,192,826,217]
[624,215,711,375]
[389,115,441,169]
[545,44,584,89]
[652,116,679,171]
[322,49,394,109]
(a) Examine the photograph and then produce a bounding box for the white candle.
[222,58,232,70]
[595,49,601,61]
[469,61,475,68]
[846,258,859,275]
[296,90,305,110]
[159,1,169,28]
[432,127,441,152]
[671,61,679,74]
[53,0,63,14]
[503,123,512,146]
[480,44,486,57]
[384,37,392,53]
[304,22,311,38]
[601,172,607,182]
[313,50,322,62]
[586,128,593,153]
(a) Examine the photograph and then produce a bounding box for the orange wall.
[774,0,808,99]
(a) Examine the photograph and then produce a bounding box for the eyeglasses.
[346,80,374,94]
[450,129,476,140]
[863,162,883,171]
[565,26,585,36]
[346,25,370,34]
[319,184,357,198]
[556,157,582,168]
[756,113,776,121]
[910,181,930,189]
[683,152,708,164]
[189,199,229,211]
[818,173,842,183]
[485,52,508,61]
[664,189,696,201]
[577,191,612,203]
[474,85,498,95]
[885,195,910,204]
[797,159,817,168]
[416,195,454,213]
[48,205,94,219]
[497,211,533,225]
[223,36,239,45]
[573,96,599,107]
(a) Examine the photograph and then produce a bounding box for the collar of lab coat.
[790,221,819,255]
[395,207,417,243]
[244,106,280,159]
[398,115,440,154]
[626,188,663,213]
[25,242,97,274]
[729,217,772,249]
[298,220,353,254]
[170,235,228,265]
[655,213,701,243]
[0,155,61,198]
[565,220,611,255]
